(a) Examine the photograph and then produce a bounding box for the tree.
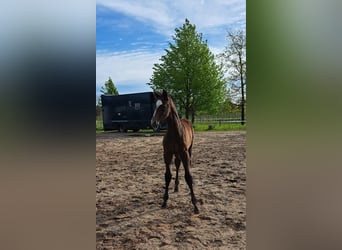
[97,77,119,107]
[220,90,240,113]
[148,19,226,123]
[97,77,118,119]
[101,77,119,95]
[218,30,246,125]
[96,104,102,119]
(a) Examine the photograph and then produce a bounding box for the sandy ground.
[96,131,246,249]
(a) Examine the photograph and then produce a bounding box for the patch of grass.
[96,120,104,132]
[96,119,246,133]
[193,123,246,132]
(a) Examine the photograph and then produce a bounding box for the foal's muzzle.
[151,120,159,130]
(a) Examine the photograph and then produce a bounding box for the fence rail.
[196,112,245,124]
[196,117,245,123]
[96,112,246,130]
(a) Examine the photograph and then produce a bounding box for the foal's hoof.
[194,207,199,214]
[161,203,167,208]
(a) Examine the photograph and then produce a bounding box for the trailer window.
[134,103,141,110]
[115,106,125,113]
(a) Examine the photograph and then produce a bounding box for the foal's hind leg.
[188,143,193,166]
[174,155,181,192]
[180,150,199,214]
[162,152,173,208]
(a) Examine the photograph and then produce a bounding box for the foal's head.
[151,90,172,130]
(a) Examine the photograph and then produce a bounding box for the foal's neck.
[166,103,182,135]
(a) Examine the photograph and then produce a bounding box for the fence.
[96,112,246,131]
[195,112,245,124]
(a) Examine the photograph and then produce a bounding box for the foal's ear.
[153,91,162,99]
[162,89,168,100]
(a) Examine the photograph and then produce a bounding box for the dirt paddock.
[96,131,246,249]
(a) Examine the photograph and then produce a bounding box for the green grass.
[96,120,103,131]
[96,120,246,133]
[193,123,246,132]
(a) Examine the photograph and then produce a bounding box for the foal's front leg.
[174,155,181,192]
[162,152,172,208]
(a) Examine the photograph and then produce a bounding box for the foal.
[151,90,199,214]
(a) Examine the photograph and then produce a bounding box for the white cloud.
[96,49,162,93]
[96,0,245,36]
[97,0,174,34]
[96,0,245,95]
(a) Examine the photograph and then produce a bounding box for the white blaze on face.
[151,99,163,125]
[156,99,162,109]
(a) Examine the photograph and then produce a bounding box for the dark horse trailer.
[101,92,163,132]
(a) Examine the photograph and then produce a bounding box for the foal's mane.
[165,95,193,140]
[167,95,180,119]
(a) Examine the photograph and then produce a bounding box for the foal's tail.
[189,123,194,165]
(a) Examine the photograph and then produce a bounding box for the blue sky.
[96,0,245,98]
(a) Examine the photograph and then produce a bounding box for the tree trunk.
[239,54,245,125]
[240,99,245,125]
[185,107,190,120]
[191,111,195,124]
[240,81,245,125]
[185,87,191,120]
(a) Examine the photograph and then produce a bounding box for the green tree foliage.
[220,90,240,113]
[148,19,226,123]
[97,77,119,118]
[97,77,119,108]
[101,77,119,95]
[218,30,246,125]
[96,104,102,119]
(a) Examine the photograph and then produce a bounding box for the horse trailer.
[101,92,165,132]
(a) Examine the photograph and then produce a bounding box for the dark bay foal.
[151,90,199,214]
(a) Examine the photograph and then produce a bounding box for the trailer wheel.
[119,125,127,133]
[153,126,160,133]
